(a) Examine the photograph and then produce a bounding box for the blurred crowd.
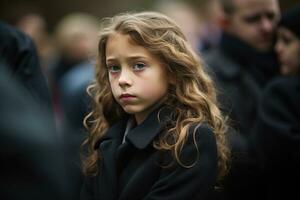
[1,0,299,199]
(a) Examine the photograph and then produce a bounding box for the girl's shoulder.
[166,123,218,168]
[187,123,216,144]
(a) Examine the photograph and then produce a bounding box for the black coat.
[81,107,219,200]
[0,66,71,200]
[251,76,300,199]
[202,33,278,200]
[0,21,52,108]
[203,33,279,136]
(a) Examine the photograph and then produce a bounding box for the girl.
[81,11,229,200]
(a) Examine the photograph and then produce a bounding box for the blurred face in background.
[275,27,300,75]
[224,0,280,52]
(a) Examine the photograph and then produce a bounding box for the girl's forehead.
[106,33,151,59]
[107,32,137,45]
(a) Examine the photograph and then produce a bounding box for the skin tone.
[275,27,300,75]
[106,33,170,125]
[223,0,280,52]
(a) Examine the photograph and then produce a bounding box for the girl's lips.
[119,94,137,102]
[120,94,135,98]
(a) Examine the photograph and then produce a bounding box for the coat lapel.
[97,117,127,200]
[95,106,173,199]
[126,106,172,150]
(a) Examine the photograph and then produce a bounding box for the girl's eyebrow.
[106,57,117,62]
[106,55,148,63]
[126,55,148,60]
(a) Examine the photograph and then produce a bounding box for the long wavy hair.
[82,11,230,180]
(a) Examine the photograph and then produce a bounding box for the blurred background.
[1,0,298,32]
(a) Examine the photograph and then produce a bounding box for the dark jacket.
[202,33,279,200]
[0,21,52,108]
[0,66,71,200]
[203,33,279,136]
[251,76,300,199]
[81,107,219,200]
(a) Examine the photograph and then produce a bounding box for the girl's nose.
[118,69,132,87]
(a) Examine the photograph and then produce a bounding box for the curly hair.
[82,11,230,180]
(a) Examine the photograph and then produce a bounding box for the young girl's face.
[105,33,169,124]
[275,27,300,75]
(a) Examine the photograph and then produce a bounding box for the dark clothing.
[0,21,52,108]
[59,61,94,200]
[59,61,94,129]
[51,55,85,84]
[0,66,71,200]
[251,76,300,199]
[81,107,219,200]
[203,33,279,136]
[202,32,279,200]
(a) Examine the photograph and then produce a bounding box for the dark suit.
[251,76,300,199]
[81,107,219,200]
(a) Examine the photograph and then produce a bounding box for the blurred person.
[275,7,300,76]
[16,13,56,76]
[59,61,94,130]
[204,0,281,134]
[0,21,53,109]
[51,12,98,84]
[49,13,99,200]
[188,0,224,51]
[58,61,94,200]
[0,20,81,200]
[81,11,230,200]
[49,12,98,128]
[252,5,300,199]
[202,0,281,200]
[204,0,281,135]
[0,65,71,200]
[16,13,47,53]
[155,0,223,52]
[152,0,203,51]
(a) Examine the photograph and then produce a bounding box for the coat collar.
[126,107,172,149]
[93,115,128,149]
[219,32,279,85]
[94,106,173,150]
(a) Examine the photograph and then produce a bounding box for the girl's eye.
[133,62,146,71]
[108,65,121,73]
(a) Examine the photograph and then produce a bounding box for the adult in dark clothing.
[202,1,281,200]
[0,23,77,199]
[205,33,279,135]
[0,66,71,200]
[203,0,280,136]
[252,6,300,199]
[0,21,52,108]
